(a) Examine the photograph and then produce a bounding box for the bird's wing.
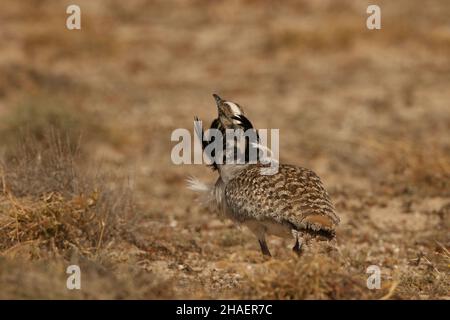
[225,164,339,235]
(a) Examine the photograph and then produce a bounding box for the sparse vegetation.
[0,131,136,253]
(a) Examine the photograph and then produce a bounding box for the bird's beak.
[212,93,223,108]
[212,93,226,117]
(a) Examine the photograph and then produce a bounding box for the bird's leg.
[247,221,271,257]
[258,238,272,257]
[292,237,303,256]
[292,230,303,256]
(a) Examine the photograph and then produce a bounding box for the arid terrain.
[0,0,448,299]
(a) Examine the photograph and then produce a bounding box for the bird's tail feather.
[186,175,210,193]
[186,176,216,210]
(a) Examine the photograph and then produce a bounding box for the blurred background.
[0,0,448,299]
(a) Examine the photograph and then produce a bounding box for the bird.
[188,94,340,257]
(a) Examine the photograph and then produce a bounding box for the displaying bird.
[189,94,339,256]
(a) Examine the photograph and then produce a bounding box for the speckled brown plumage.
[225,164,339,237]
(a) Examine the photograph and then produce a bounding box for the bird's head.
[212,93,246,129]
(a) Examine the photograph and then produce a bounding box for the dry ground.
[0,0,449,299]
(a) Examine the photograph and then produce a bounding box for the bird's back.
[224,164,340,238]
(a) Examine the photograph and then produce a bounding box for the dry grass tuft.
[0,192,116,259]
[0,132,134,259]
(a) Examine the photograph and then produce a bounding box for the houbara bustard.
[188,94,340,256]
